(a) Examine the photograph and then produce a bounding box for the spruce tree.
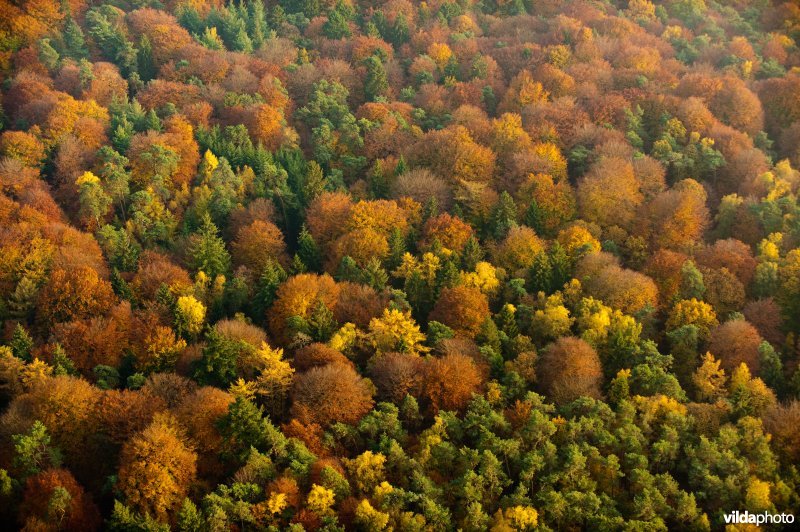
[364,55,388,101]
[63,17,88,59]
[10,324,34,361]
[491,191,518,240]
[297,225,321,272]
[188,214,231,280]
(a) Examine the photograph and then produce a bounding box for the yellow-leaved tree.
[117,413,197,522]
[368,308,428,356]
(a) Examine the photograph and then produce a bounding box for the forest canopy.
[1,0,800,530]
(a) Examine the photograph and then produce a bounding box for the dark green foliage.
[364,55,388,101]
[10,324,33,361]
[187,214,231,280]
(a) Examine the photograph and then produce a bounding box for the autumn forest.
[1,0,800,530]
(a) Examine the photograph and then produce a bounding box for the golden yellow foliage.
[368,308,428,355]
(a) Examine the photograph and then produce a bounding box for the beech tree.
[116,414,197,522]
[291,363,374,427]
[537,337,603,404]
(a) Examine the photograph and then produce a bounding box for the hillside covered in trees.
[2,0,800,529]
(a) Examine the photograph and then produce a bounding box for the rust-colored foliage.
[369,352,424,404]
[117,414,197,521]
[20,469,101,531]
[537,337,603,404]
[291,363,374,427]
[232,220,289,272]
[420,352,484,414]
[293,343,352,372]
[36,266,115,326]
[429,286,490,339]
[707,319,764,375]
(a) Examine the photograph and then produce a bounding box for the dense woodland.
[2,0,800,530]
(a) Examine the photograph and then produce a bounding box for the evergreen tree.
[233,25,254,53]
[7,277,39,321]
[336,256,362,283]
[323,5,351,39]
[252,260,287,320]
[491,191,518,240]
[188,214,231,280]
[143,109,162,132]
[37,39,59,70]
[549,243,571,291]
[528,252,552,295]
[461,236,485,271]
[391,12,410,46]
[249,0,268,48]
[364,55,388,101]
[63,17,88,59]
[422,197,439,223]
[290,253,307,274]
[303,160,326,205]
[387,228,407,271]
[51,344,78,377]
[680,260,705,300]
[362,258,389,291]
[136,36,156,81]
[308,299,337,341]
[176,499,203,532]
[759,341,784,396]
[111,268,135,303]
[10,324,34,361]
[297,225,321,272]
[524,199,545,235]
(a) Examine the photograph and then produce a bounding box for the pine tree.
[297,226,321,272]
[759,341,784,396]
[324,4,351,39]
[290,254,307,275]
[524,200,545,235]
[10,324,34,361]
[303,161,326,205]
[234,25,254,53]
[369,165,389,199]
[111,268,135,303]
[364,20,380,38]
[528,252,552,295]
[364,55,388,101]
[137,36,156,81]
[435,259,460,292]
[422,197,439,223]
[492,191,518,240]
[249,0,268,48]
[308,299,337,341]
[337,256,362,283]
[177,499,203,532]
[497,304,519,339]
[476,317,502,353]
[391,13,409,46]
[549,243,571,291]
[63,17,88,59]
[143,109,162,132]
[252,260,287,320]
[51,344,79,377]
[188,214,231,279]
[679,260,705,300]
[38,39,60,70]
[361,258,389,291]
[387,228,407,271]
[7,276,39,321]
[395,155,407,176]
[461,236,485,271]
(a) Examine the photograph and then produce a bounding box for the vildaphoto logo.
[723,511,795,525]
